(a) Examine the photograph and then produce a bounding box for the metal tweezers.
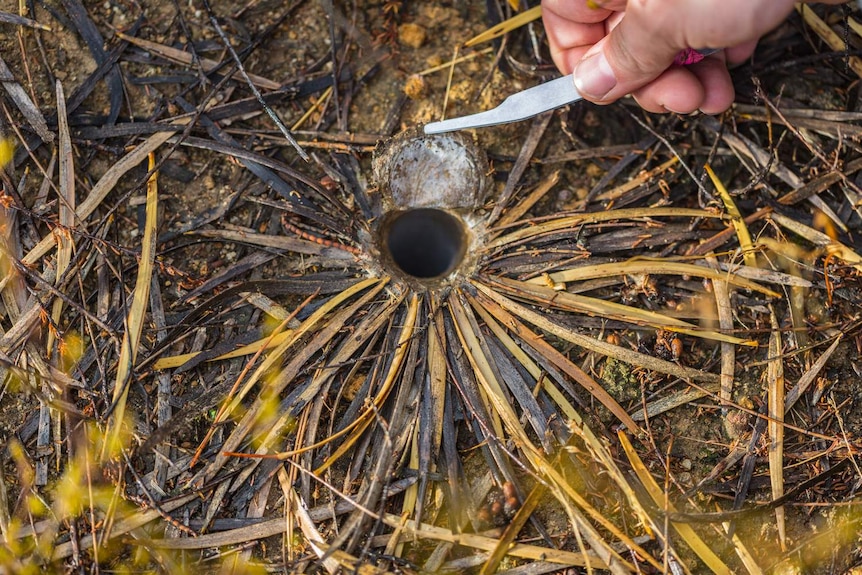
[424,74,581,135]
[424,49,718,135]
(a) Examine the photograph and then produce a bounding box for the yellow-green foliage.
[0,138,13,167]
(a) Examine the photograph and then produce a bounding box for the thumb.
[573,0,801,103]
[573,8,686,102]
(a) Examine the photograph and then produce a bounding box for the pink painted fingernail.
[574,51,617,99]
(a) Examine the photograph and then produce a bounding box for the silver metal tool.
[423,48,720,135]
[424,74,581,135]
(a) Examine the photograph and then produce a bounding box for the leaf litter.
[0,1,862,574]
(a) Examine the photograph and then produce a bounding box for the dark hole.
[384,209,465,279]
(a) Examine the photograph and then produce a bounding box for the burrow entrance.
[381,208,466,280]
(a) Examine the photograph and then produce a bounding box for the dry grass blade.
[218,277,382,419]
[200,279,389,483]
[194,228,357,258]
[21,128,178,269]
[37,81,74,485]
[468,289,640,431]
[618,431,736,575]
[285,474,340,574]
[708,255,736,407]
[705,164,757,268]
[5,2,860,571]
[769,211,862,272]
[466,293,583,428]
[185,291,318,467]
[314,293,418,474]
[486,207,722,250]
[449,291,537,452]
[492,276,756,345]
[777,156,862,205]
[0,54,52,143]
[0,10,51,30]
[767,308,786,550]
[151,330,295,370]
[48,80,74,355]
[564,422,676,574]
[102,153,159,460]
[473,280,720,384]
[594,156,679,202]
[630,384,717,422]
[496,170,560,228]
[700,116,847,232]
[114,31,281,90]
[463,5,542,47]
[797,4,862,78]
[382,513,610,569]
[785,336,841,409]
[453,293,640,573]
[0,137,12,165]
[531,259,779,297]
[727,533,764,575]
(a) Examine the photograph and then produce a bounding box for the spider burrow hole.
[379,208,467,280]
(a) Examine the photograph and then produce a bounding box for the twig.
[200,0,309,161]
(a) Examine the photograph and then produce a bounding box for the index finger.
[542,0,626,73]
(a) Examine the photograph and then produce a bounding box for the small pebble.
[403,74,427,100]
[398,23,427,49]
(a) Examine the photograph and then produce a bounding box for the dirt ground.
[1,1,862,574]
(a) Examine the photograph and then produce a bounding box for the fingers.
[688,57,736,114]
[632,54,734,114]
[544,0,839,114]
[574,0,798,104]
[629,54,734,114]
[542,6,605,73]
[725,41,758,66]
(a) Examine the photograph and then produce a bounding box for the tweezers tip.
[422,122,448,135]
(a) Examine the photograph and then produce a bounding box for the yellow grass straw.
[767,308,786,550]
[618,430,735,575]
[102,152,159,461]
[705,164,757,268]
[464,5,542,47]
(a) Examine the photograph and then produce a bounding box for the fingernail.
[574,52,617,100]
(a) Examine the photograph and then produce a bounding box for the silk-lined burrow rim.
[370,127,489,285]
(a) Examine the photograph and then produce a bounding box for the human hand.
[542,0,849,114]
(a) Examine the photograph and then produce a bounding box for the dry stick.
[778,156,862,205]
[706,255,736,411]
[625,109,710,198]
[0,53,52,142]
[0,10,51,30]
[758,87,862,203]
[766,307,787,551]
[488,111,552,225]
[699,115,847,232]
[148,275,173,493]
[200,0,309,161]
